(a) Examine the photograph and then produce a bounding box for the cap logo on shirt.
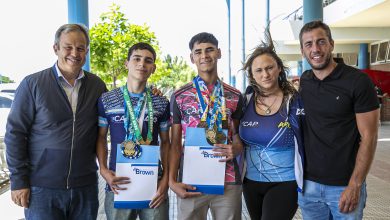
[241,121,259,127]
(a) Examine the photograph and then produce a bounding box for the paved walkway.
[363,123,390,219]
[1,124,389,219]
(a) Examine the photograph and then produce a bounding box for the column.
[68,0,90,71]
[358,43,368,69]
[302,0,323,71]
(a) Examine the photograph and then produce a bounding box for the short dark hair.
[299,20,333,48]
[189,32,218,50]
[127,42,156,61]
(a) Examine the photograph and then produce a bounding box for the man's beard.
[306,53,332,71]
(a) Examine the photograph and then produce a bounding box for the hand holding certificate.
[182,127,227,195]
[114,144,160,209]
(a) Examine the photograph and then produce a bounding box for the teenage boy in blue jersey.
[96,43,170,220]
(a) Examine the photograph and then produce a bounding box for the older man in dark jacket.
[5,24,106,220]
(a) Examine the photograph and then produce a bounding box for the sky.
[0,0,301,91]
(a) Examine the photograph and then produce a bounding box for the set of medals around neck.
[120,87,153,159]
[197,81,227,145]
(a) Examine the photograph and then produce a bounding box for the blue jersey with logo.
[98,87,170,172]
[239,96,295,182]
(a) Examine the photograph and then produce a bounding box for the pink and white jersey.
[170,80,243,184]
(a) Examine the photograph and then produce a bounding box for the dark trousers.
[25,184,99,220]
[243,178,298,220]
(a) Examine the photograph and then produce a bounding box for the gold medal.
[121,140,142,159]
[206,128,217,145]
[215,131,227,144]
[122,141,135,157]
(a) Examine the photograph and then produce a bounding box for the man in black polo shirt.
[298,20,379,219]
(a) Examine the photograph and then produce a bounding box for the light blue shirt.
[55,63,84,113]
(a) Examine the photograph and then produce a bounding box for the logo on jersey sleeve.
[296,108,305,115]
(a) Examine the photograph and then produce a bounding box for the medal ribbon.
[210,83,226,132]
[193,76,227,132]
[123,85,154,144]
[193,77,208,122]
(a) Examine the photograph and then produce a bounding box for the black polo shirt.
[300,63,379,186]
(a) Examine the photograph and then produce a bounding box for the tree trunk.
[113,75,117,88]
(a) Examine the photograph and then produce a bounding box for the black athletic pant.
[243,178,298,220]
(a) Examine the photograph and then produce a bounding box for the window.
[370,43,379,64]
[377,41,389,63]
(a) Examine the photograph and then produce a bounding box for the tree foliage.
[0,75,14,83]
[90,4,159,89]
[90,3,196,92]
[149,55,196,95]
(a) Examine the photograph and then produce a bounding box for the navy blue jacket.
[5,66,106,190]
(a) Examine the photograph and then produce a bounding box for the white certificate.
[114,144,159,209]
[182,127,226,195]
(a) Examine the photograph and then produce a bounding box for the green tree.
[0,75,14,83]
[149,55,196,95]
[90,3,196,92]
[90,4,159,89]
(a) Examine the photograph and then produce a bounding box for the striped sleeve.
[98,97,108,127]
